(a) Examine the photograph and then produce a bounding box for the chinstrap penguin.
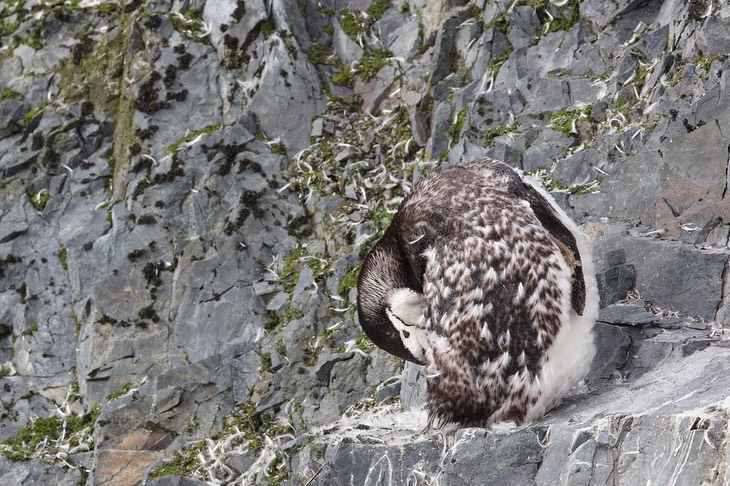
[357,157,598,427]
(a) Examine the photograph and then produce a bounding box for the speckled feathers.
[357,158,598,427]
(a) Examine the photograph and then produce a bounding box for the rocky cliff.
[0,0,729,484]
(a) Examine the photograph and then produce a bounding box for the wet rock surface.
[0,0,728,484]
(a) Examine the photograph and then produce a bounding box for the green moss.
[340,9,364,41]
[260,18,275,39]
[261,352,273,373]
[132,177,155,199]
[0,88,20,100]
[3,417,61,460]
[484,122,517,148]
[332,67,354,87]
[169,9,207,36]
[27,188,51,211]
[148,400,294,481]
[70,379,80,398]
[534,0,581,34]
[450,106,469,145]
[635,63,652,91]
[548,105,592,137]
[641,120,658,132]
[147,440,206,481]
[536,169,606,195]
[485,0,516,32]
[57,247,68,271]
[308,42,336,65]
[280,245,331,294]
[165,123,222,156]
[26,321,38,336]
[98,2,117,15]
[23,102,47,125]
[697,54,721,71]
[24,26,43,50]
[0,364,10,378]
[338,263,361,298]
[366,0,391,20]
[184,8,203,21]
[265,308,305,332]
[668,67,683,87]
[269,141,286,155]
[0,20,19,38]
[488,48,512,71]
[611,98,634,124]
[355,332,374,352]
[55,7,136,199]
[391,106,414,151]
[106,382,136,402]
[569,174,606,195]
[0,404,101,462]
[354,48,392,81]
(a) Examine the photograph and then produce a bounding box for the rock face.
[0,0,728,485]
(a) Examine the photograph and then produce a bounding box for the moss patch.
[0,404,101,462]
[27,189,51,211]
[354,48,393,81]
[338,263,361,298]
[165,123,222,156]
[106,382,136,402]
[484,122,517,148]
[57,247,68,271]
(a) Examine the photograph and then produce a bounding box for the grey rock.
[0,212,29,244]
[696,14,730,58]
[524,78,571,114]
[13,43,68,74]
[0,99,29,140]
[581,0,636,27]
[586,321,633,383]
[519,128,573,174]
[354,65,396,115]
[506,6,540,49]
[593,229,729,321]
[382,16,421,60]
[635,24,670,60]
[598,304,658,326]
[310,117,324,138]
[310,330,730,485]
[332,16,364,66]
[400,361,427,411]
[248,34,325,156]
[425,98,454,161]
[204,0,266,58]
[252,281,276,296]
[430,10,470,86]
[137,41,224,159]
[430,72,464,102]
[147,476,209,486]
[270,0,312,49]
[0,455,82,485]
[311,437,443,485]
[440,427,544,485]
[594,246,635,307]
[376,382,400,403]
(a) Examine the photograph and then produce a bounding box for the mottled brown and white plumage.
[357,158,598,427]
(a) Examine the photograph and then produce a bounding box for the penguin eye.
[402,330,411,338]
